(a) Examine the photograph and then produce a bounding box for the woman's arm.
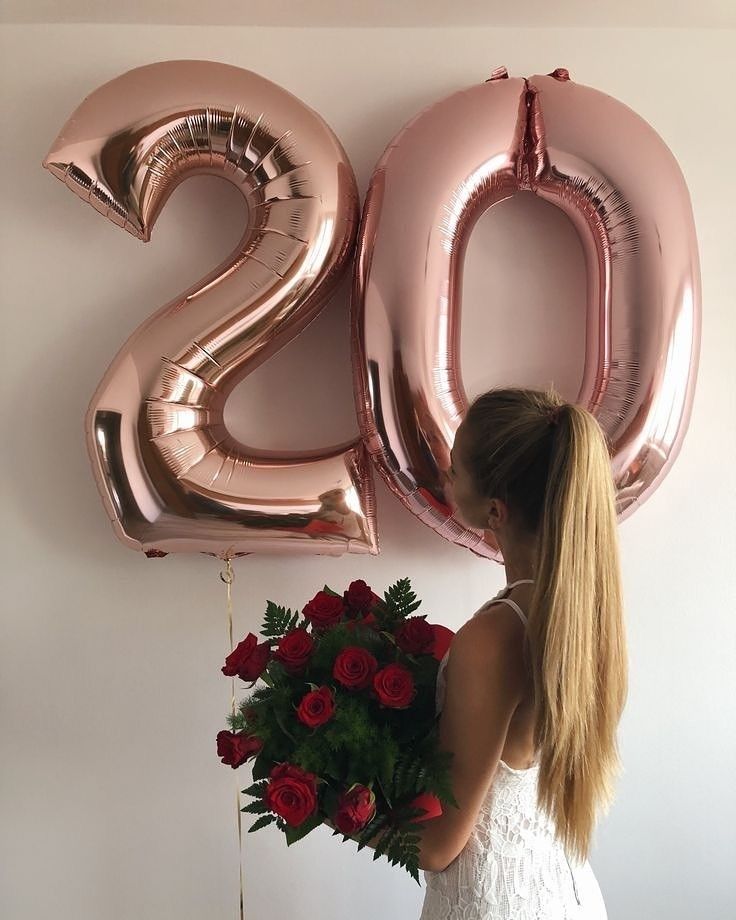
[321,611,522,872]
[412,612,525,872]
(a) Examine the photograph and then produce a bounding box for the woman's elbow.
[420,847,452,873]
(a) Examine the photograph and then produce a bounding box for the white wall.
[1,20,734,920]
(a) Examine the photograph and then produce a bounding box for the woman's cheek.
[452,489,468,522]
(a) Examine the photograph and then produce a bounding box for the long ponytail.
[529,400,628,863]
[464,387,629,864]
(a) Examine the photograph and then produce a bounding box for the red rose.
[408,791,443,822]
[222,633,271,682]
[296,686,335,728]
[273,628,314,673]
[344,611,379,633]
[372,663,416,708]
[265,762,318,827]
[395,615,435,654]
[343,579,377,613]
[333,646,379,690]
[303,591,345,630]
[334,783,377,836]
[216,730,263,769]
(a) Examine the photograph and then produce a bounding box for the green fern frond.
[248,814,276,833]
[241,779,268,798]
[382,578,422,624]
[261,600,300,638]
[241,799,269,815]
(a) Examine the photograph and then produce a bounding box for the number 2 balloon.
[42,60,377,560]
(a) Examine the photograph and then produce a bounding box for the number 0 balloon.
[42,60,377,560]
[351,66,701,562]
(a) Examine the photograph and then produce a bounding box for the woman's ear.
[486,498,507,531]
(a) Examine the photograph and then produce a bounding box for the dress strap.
[486,578,534,627]
[490,597,529,628]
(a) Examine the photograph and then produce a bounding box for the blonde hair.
[464,386,628,864]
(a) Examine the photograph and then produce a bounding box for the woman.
[415,385,628,918]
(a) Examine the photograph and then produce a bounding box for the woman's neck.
[495,534,538,585]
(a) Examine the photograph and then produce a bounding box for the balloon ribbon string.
[221,557,245,920]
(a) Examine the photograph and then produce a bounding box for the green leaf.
[381,578,422,628]
[283,812,323,846]
[241,799,269,815]
[376,771,394,810]
[251,757,272,782]
[367,822,423,885]
[273,705,298,742]
[247,814,276,833]
[261,601,300,639]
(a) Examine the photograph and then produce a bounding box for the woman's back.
[419,581,608,920]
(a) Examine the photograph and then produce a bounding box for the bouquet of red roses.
[216,577,457,883]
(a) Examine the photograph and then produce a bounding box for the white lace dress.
[419,581,608,920]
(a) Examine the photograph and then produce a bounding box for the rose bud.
[334,784,377,836]
[216,730,263,769]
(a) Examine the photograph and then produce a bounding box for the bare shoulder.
[462,606,525,650]
[447,605,527,701]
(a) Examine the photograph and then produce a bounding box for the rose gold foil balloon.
[352,66,701,562]
[42,60,377,560]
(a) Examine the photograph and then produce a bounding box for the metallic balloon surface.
[43,60,377,560]
[351,66,701,562]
